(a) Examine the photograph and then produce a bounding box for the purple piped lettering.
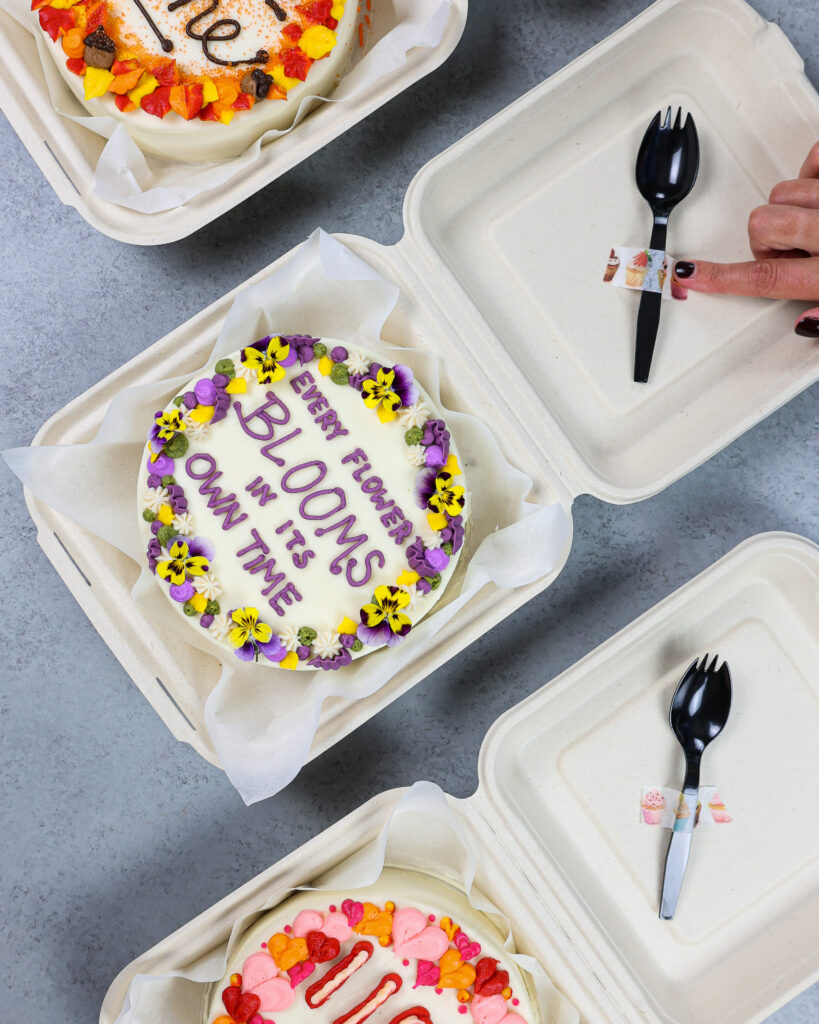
[380,507,403,528]
[246,476,277,506]
[185,452,217,479]
[237,528,269,559]
[351,462,371,482]
[268,581,302,616]
[299,487,347,521]
[314,514,368,579]
[198,470,248,531]
[389,519,413,545]
[281,461,327,494]
[325,419,349,441]
[342,448,367,465]
[285,529,306,550]
[276,520,293,534]
[234,392,291,440]
[307,395,329,416]
[292,549,315,569]
[290,370,314,394]
[346,548,386,587]
[260,427,302,467]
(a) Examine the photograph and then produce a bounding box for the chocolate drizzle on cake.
[265,0,287,21]
[131,0,175,51]
[167,0,270,66]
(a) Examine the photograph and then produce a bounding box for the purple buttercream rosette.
[440,515,465,554]
[407,537,450,577]
[421,420,450,468]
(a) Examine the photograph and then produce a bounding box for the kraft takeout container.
[99,531,819,1024]
[12,0,819,784]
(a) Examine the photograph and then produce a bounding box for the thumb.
[672,257,819,300]
[795,308,819,338]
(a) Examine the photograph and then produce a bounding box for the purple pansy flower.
[156,535,214,603]
[440,514,465,555]
[414,467,439,510]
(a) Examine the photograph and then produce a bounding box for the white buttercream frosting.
[405,444,427,467]
[397,401,431,429]
[142,486,170,513]
[345,350,372,375]
[193,573,222,600]
[279,625,302,653]
[312,630,341,658]
[208,613,232,642]
[172,512,195,536]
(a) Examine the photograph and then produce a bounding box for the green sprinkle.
[442,541,453,556]
[215,358,235,378]
[313,342,327,358]
[157,524,176,547]
[351,637,363,653]
[329,363,349,386]
[298,626,317,645]
[183,601,197,617]
[142,509,157,523]
[161,474,176,486]
[164,433,189,458]
[172,395,184,407]
[426,573,442,591]
[205,599,220,616]
[405,426,423,446]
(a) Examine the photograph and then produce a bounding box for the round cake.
[33,0,359,160]
[138,336,468,671]
[205,868,536,1024]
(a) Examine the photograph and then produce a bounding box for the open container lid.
[476,532,819,1023]
[396,0,819,503]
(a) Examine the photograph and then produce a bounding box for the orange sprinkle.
[358,22,363,46]
[365,0,370,9]
[364,13,370,27]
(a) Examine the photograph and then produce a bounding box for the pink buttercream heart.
[321,911,353,943]
[414,960,441,988]
[241,954,294,1014]
[392,907,449,960]
[341,899,364,927]
[288,961,315,988]
[292,910,324,938]
[454,930,482,961]
[471,995,509,1024]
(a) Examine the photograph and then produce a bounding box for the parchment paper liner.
[0,0,451,212]
[101,782,580,1024]
[4,229,571,803]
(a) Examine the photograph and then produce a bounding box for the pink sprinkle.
[284,925,292,934]
[512,999,519,1006]
[329,905,337,913]
[428,914,435,921]
[402,959,409,966]
[261,942,267,949]
[459,1007,468,1015]
[435,988,443,995]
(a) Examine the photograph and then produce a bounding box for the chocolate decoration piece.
[131,0,174,51]
[169,0,271,66]
[83,25,116,67]
[265,0,287,21]
[241,68,274,98]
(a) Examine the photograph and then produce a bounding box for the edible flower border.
[141,335,466,672]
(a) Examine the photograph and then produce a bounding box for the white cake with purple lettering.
[138,335,468,670]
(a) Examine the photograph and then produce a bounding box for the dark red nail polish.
[674,261,695,279]
[795,317,819,338]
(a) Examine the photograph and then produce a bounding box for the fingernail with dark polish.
[795,317,819,338]
[674,261,696,279]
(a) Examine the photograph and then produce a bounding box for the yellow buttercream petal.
[219,108,234,126]
[270,64,301,91]
[396,570,420,586]
[200,78,218,104]
[188,404,214,423]
[127,73,159,106]
[157,504,174,525]
[84,67,114,100]
[225,377,246,394]
[299,24,337,60]
[444,453,461,476]
[427,511,448,531]
[337,616,358,635]
[280,651,299,670]
[318,355,333,376]
[190,593,207,613]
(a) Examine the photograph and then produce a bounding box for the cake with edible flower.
[139,336,468,671]
[205,868,536,1024]
[33,0,359,160]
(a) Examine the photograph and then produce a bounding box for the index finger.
[673,257,819,299]
[798,141,819,179]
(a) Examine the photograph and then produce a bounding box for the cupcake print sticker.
[603,246,688,300]
[639,786,732,828]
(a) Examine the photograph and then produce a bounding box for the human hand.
[671,142,819,337]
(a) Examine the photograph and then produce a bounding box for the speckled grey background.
[1,0,818,1021]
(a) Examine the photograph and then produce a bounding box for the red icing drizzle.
[305,940,374,1008]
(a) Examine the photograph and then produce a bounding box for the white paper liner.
[102,782,580,1024]
[4,229,571,803]
[0,0,451,212]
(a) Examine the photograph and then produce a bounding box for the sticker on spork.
[603,246,688,300]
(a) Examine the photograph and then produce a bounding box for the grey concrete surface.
[1,0,818,1021]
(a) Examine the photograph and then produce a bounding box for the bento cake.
[33,0,358,160]
[205,868,536,1024]
[139,336,468,671]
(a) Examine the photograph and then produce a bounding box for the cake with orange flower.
[204,869,537,1024]
[33,0,359,160]
[138,336,468,671]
